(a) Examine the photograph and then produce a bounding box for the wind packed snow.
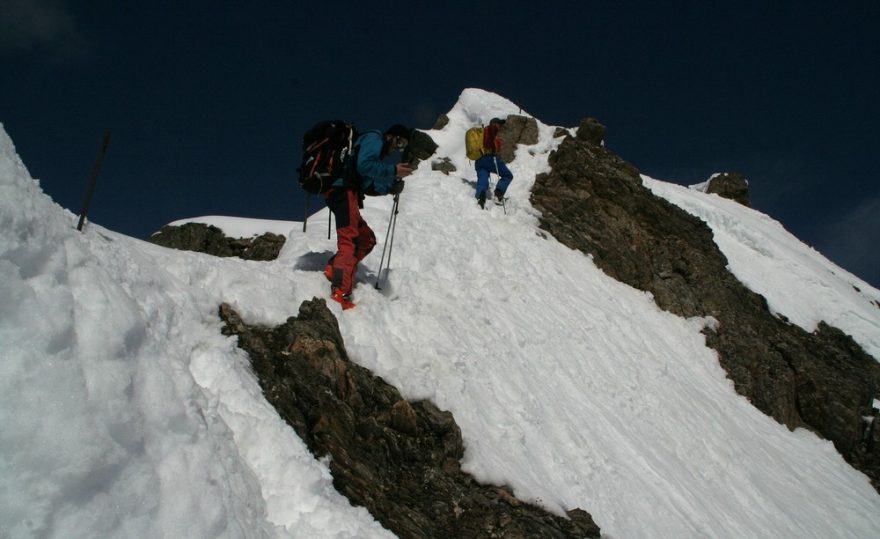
[2,89,879,538]
[644,176,880,359]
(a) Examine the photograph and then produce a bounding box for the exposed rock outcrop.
[497,115,540,163]
[531,121,880,490]
[575,118,605,146]
[219,299,600,539]
[149,222,285,261]
[554,127,571,139]
[431,157,457,175]
[433,113,450,130]
[403,130,439,169]
[703,172,750,206]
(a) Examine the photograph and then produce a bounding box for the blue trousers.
[475,154,513,198]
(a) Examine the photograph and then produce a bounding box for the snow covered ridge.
[645,174,880,359]
[532,118,880,485]
[687,171,751,206]
[3,85,880,539]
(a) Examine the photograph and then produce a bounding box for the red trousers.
[326,188,376,294]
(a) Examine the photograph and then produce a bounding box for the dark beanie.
[385,124,412,139]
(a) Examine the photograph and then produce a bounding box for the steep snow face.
[2,85,880,539]
[0,124,392,539]
[644,175,880,360]
[277,89,880,537]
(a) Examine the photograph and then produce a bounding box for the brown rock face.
[705,172,750,206]
[402,129,439,169]
[219,299,600,538]
[530,131,880,491]
[496,115,540,163]
[149,222,285,261]
[575,117,606,146]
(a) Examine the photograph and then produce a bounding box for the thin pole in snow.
[77,129,112,232]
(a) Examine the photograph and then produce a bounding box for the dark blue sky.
[2,1,878,287]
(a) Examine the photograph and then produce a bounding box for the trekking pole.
[374,193,401,290]
[493,157,507,215]
[76,129,112,231]
[328,210,332,239]
[303,193,310,232]
[384,195,401,279]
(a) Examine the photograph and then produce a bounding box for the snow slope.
[2,89,879,538]
[645,176,880,359]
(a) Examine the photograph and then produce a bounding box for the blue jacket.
[331,130,397,195]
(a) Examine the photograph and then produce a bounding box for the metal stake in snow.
[374,193,401,290]
[76,129,112,232]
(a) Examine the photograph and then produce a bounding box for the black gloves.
[389,180,405,195]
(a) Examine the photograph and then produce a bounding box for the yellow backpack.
[465,127,485,160]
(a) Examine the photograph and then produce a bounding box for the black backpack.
[297,120,358,194]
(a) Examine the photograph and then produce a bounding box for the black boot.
[478,191,486,209]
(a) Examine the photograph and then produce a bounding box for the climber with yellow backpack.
[465,117,514,209]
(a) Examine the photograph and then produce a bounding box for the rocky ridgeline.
[149,222,285,260]
[219,299,600,539]
[531,119,880,490]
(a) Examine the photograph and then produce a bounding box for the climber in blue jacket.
[324,125,413,309]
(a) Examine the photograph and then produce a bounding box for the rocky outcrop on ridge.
[496,115,540,163]
[149,222,285,261]
[531,118,880,491]
[219,299,600,538]
[402,129,439,169]
[702,172,750,206]
[574,118,605,146]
